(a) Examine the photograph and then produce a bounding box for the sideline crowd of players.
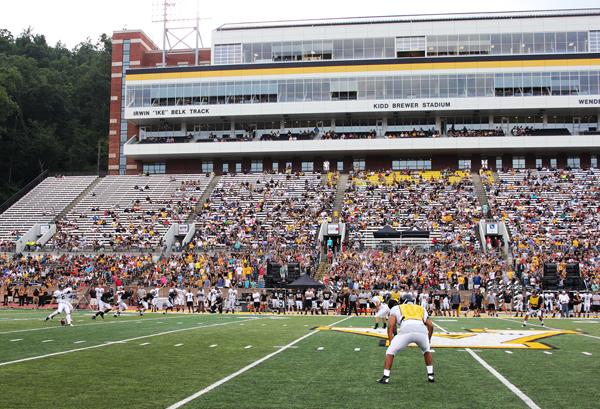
[39,281,600,326]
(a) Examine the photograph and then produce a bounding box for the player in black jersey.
[92,290,113,319]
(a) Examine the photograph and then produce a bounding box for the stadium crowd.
[487,168,600,284]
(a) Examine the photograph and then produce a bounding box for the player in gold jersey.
[378,294,434,384]
[523,289,545,327]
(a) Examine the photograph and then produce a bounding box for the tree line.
[0,28,111,203]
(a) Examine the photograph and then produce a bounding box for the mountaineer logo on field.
[315,326,577,350]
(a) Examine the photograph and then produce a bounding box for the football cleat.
[377,376,390,384]
[428,374,435,383]
[91,315,96,320]
[44,316,50,321]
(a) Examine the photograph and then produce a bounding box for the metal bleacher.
[0,176,97,244]
[50,174,213,250]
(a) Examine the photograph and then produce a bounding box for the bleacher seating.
[192,172,335,249]
[47,174,212,251]
[341,170,482,248]
[0,176,97,246]
[488,168,600,281]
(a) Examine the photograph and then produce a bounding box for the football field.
[0,309,598,409]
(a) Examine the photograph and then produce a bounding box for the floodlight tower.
[152,0,208,66]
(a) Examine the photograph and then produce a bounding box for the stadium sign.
[315,326,577,350]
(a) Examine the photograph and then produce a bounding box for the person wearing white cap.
[558,291,570,318]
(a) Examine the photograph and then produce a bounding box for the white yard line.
[466,348,541,409]
[431,320,450,334]
[0,318,258,367]
[496,316,600,341]
[165,315,353,409]
[0,315,198,335]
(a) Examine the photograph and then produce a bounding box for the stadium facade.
[109,9,600,175]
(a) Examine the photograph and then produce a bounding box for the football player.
[513,291,524,317]
[372,295,390,330]
[523,289,544,327]
[92,288,114,319]
[225,287,238,314]
[45,284,73,326]
[378,295,434,384]
[113,286,128,317]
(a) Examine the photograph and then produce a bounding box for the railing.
[0,169,48,214]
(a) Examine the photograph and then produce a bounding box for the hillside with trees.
[0,28,111,203]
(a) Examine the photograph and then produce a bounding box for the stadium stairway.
[185,174,221,223]
[55,176,101,220]
[471,172,491,218]
[332,173,348,221]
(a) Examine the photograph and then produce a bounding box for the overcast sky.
[2,0,598,48]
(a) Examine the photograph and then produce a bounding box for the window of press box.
[222,163,229,174]
[392,159,432,170]
[251,160,263,173]
[567,156,581,169]
[458,159,472,170]
[142,163,166,174]
[590,155,598,168]
[201,161,213,173]
[353,159,366,171]
[512,156,526,169]
[301,161,314,172]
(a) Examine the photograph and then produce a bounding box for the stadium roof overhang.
[123,134,600,161]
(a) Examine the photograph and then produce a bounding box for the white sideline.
[0,314,190,335]
[466,348,541,409]
[496,316,600,341]
[0,318,257,367]
[165,315,353,409]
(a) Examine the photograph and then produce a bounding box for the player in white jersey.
[543,292,555,316]
[581,292,592,317]
[225,288,238,313]
[378,295,434,384]
[175,287,186,313]
[45,285,73,326]
[94,286,105,312]
[372,295,390,330]
[150,287,160,312]
[513,292,524,317]
[185,288,195,313]
[441,294,450,315]
[419,292,430,313]
[196,288,206,313]
[113,287,128,317]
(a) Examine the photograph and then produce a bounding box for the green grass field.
[0,309,598,409]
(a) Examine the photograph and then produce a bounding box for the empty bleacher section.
[341,170,482,248]
[46,174,213,251]
[0,176,97,251]
[487,168,600,283]
[192,172,336,252]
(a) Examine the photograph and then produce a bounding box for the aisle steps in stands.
[471,172,491,218]
[56,176,101,220]
[186,174,221,223]
[332,173,348,222]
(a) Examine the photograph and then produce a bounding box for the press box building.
[108,9,600,175]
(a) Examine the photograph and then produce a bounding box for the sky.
[1,0,598,48]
